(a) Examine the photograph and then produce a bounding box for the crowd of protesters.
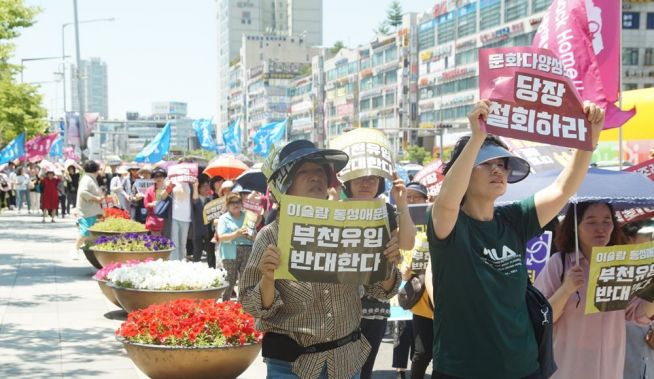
[2,98,654,379]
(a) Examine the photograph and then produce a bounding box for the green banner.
[202,197,226,225]
[329,128,395,183]
[585,240,654,315]
[276,194,392,285]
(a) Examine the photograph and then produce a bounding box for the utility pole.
[72,0,87,158]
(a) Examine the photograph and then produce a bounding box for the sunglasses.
[153,175,165,179]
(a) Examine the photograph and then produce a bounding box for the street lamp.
[20,56,67,83]
[61,17,114,114]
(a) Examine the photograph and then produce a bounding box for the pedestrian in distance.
[427,99,605,379]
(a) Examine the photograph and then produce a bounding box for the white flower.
[108,260,227,290]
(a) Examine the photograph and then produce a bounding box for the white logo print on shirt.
[483,246,518,261]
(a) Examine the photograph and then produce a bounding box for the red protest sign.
[625,158,654,181]
[412,159,444,197]
[479,47,592,151]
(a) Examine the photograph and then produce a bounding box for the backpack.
[526,274,557,378]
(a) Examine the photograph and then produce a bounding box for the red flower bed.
[103,208,130,220]
[116,299,262,347]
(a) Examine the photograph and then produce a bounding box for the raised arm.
[431,100,489,240]
[534,102,605,227]
[391,172,417,250]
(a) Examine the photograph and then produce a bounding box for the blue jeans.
[16,189,30,211]
[266,358,361,379]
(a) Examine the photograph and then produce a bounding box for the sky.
[14,0,436,120]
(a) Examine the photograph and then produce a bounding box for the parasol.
[203,156,249,179]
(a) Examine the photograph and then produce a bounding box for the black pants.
[66,192,76,214]
[433,369,542,379]
[411,314,433,379]
[7,190,15,207]
[360,318,388,379]
[192,234,215,266]
[59,195,66,216]
[393,320,414,369]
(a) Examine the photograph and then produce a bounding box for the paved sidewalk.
[0,211,429,378]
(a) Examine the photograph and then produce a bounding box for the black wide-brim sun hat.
[474,144,531,183]
[269,140,349,191]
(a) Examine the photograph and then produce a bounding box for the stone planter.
[90,248,173,267]
[82,246,103,269]
[88,229,148,242]
[108,283,229,312]
[118,337,261,379]
[94,278,122,308]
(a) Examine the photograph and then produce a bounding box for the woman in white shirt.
[14,167,31,214]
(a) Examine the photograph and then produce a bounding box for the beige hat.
[219,180,234,194]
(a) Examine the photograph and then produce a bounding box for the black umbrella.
[236,167,267,194]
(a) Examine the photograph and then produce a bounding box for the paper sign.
[525,231,553,283]
[243,210,258,238]
[276,194,391,285]
[133,179,154,195]
[625,158,654,181]
[168,163,198,183]
[100,195,119,209]
[202,197,226,225]
[479,47,592,151]
[412,160,444,197]
[585,241,654,315]
[330,128,395,183]
[243,198,263,214]
[616,207,654,225]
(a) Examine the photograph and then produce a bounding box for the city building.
[70,57,109,119]
[216,0,323,135]
[151,101,188,120]
[323,47,360,143]
[227,34,320,150]
[621,0,654,90]
[416,0,552,154]
[288,54,326,144]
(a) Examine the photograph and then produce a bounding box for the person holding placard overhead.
[427,99,605,379]
[240,139,402,379]
[535,202,654,379]
[339,160,416,378]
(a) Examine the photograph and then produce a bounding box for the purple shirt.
[535,252,653,379]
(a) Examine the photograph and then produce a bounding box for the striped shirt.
[240,219,401,379]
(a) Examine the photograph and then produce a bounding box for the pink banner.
[479,47,593,151]
[625,158,654,181]
[533,0,634,129]
[412,159,444,197]
[23,133,59,162]
[168,163,198,183]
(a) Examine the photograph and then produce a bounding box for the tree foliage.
[405,145,430,165]
[374,21,390,36]
[0,1,48,147]
[330,41,345,55]
[386,1,403,29]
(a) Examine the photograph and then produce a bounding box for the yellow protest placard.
[585,240,654,315]
[202,197,226,225]
[329,128,395,183]
[275,194,391,285]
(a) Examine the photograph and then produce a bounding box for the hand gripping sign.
[479,47,593,151]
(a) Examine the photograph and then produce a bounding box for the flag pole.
[619,0,624,170]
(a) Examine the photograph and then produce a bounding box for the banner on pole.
[276,194,391,285]
[585,241,654,315]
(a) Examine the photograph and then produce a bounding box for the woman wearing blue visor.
[427,99,606,379]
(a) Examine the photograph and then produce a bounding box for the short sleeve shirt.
[427,196,541,378]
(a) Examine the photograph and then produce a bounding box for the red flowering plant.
[116,299,262,347]
[103,208,130,220]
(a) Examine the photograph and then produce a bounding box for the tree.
[405,145,430,165]
[0,1,48,147]
[374,21,390,36]
[330,40,345,55]
[386,1,403,29]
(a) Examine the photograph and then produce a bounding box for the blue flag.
[49,136,63,158]
[253,119,286,157]
[0,133,26,164]
[135,122,171,163]
[222,119,242,154]
[193,119,218,152]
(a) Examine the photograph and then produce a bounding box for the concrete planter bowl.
[94,278,122,308]
[90,248,173,267]
[108,283,229,313]
[118,337,261,379]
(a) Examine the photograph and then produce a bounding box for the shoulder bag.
[526,275,557,378]
[398,274,426,310]
[154,196,171,218]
